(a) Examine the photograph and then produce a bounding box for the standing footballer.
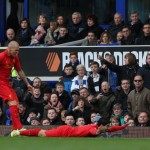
[0,41,32,131]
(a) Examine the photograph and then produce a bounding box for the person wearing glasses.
[127,75,150,119]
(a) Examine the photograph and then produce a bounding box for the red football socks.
[108,124,128,132]
[20,128,41,136]
[10,105,23,130]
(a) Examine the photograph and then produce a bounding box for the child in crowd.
[110,116,121,126]
[30,25,46,45]
[87,61,104,95]
[60,64,75,97]
[26,108,40,125]
[69,52,80,74]
[46,108,62,125]
[44,21,58,45]
[76,117,85,126]
[123,112,132,124]
[30,117,41,126]
[127,118,135,127]
[111,103,125,125]
[55,82,71,110]
[41,118,50,126]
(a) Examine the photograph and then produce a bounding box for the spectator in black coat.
[55,26,74,44]
[78,14,104,40]
[135,22,150,45]
[98,52,140,89]
[121,25,136,45]
[127,11,143,38]
[16,18,35,46]
[107,13,125,42]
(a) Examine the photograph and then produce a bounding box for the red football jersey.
[45,124,98,137]
[0,50,21,82]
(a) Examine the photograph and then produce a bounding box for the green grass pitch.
[0,137,150,150]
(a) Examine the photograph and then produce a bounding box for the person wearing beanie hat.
[68,89,80,111]
[30,117,41,125]
[71,89,80,96]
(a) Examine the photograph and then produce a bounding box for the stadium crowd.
[0,10,150,129]
[1,11,150,46]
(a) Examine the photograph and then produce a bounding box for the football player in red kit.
[11,123,128,137]
[0,41,32,131]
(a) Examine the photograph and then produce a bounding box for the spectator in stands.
[60,110,67,124]
[79,14,104,39]
[30,117,41,125]
[79,87,94,108]
[98,31,112,45]
[89,81,117,122]
[32,77,49,96]
[34,14,49,44]
[111,103,125,125]
[44,21,58,45]
[18,102,29,125]
[0,106,6,125]
[145,13,150,24]
[41,118,50,126]
[121,25,136,45]
[135,22,150,45]
[60,64,75,96]
[4,28,16,46]
[107,13,124,42]
[23,87,45,119]
[26,108,40,125]
[87,61,104,96]
[46,108,62,125]
[37,14,49,32]
[90,112,97,124]
[116,31,123,45]
[81,31,97,46]
[138,53,150,89]
[136,111,150,127]
[98,52,140,89]
[30,25,46,45]
[127,11,143,38]
[116,79,131,113]
[123,112,132,124]
[99,54,118,92]
[44,93,63,113]
[71,64,88,91]
[127,118,135,127]
[5,109,12,126]
[64,112,75,126]
[69,52,80,75]
[56,15,66,27]
[12,72,31,101]
[67,12,86,39]
[127,75,150,119]
[54,82,71,110]
[76,117,85,126]
[55,26,74,44]
[109,116,121,126]
[72,96,92,124]
[43,87,52,106]
[16,18,35,46]
[68,89,80,111]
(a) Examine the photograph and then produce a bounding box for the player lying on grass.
[11,121,128,137]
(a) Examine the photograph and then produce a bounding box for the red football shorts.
[0,80,18,102]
